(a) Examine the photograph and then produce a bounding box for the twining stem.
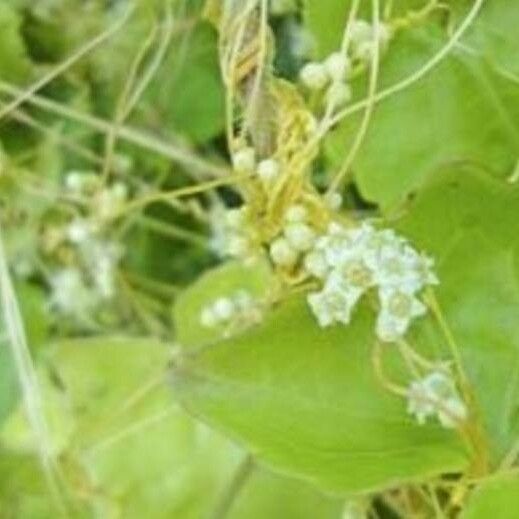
[328,0,381,193]
[210,453,255,519]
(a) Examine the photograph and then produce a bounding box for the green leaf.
[397,165,519,463]
[41,337,342,518]
[124,20,225,144]
[0,3,32,82]
[171,295,467,495]
[304,0,428,57]
[173,259,273,349]
[455,0,519,79]
[325,25,519,210]
[461,474,519,519]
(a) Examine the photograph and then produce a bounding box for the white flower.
[233,147,256,173]
[407,371,467,429]
[300,62,328,91]
[372,242,438,293]
[324,52,351,82]
[284,223,316,252]
[437,396,468,429]
[270,237,298,267]
[225,207,247,229]
[94,183,128,220]
[350,20,392,63]
[257,158,280,183]
[305,220,438,342]
[376,288,427,342]
[349,20,373,46]
[213,297,235,321]
[326,82,352,107]
[226,235,250,257]
[49,268,97,317]
[66,218,94,244]
[324,192,343,210]
[314,223,355,267]
[303,250,329,279]
[285,204,308,224]
[307,274,362,327]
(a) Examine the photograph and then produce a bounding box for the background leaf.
[461,474,519,519]
[171,296,467,495]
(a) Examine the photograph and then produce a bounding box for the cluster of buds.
[200,290,262,334]
[299,18,392,108]
[269,204,318,268]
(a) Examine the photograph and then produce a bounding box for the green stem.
[210,454,255,519]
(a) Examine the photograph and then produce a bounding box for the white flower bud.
[299,62,328,91]
[227,235,249,257]
[326,82,352,107]
[225,208,246,229]
[213,297,235,321]
[234,290,254,311]
[200,306,218,328]
[285,204,308,224]
[270,237,298,267]
[67,219,93,244]
[233,147,256,173]
[112,182,128,201]
[257,159,280,184]
[324,192,343,210]
[304,250,329,279]
[65,171,83,192]
[354,41,375,63]
[349,20,373,45]
[284,223,316,252]
[324,52,351,82]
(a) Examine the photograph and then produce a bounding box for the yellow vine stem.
[328,0,382,193]
[111,174,249,219]
[220,0,257,150]
[243,0,269,138]
[323,0,486,133]
[372,340,408,397]
[0,5,135,122]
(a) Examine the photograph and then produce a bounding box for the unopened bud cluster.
[200,290,262,333]
[299,19,392,108]
[269,204,322,269]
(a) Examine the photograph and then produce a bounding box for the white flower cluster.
[49,172,127,323]
[65,171,128,221]
[269,204,317,268]
[48,210,124,323]
[306,222,438,342]
[407,370,467,429]
[299,19,392,106]
[200,290,262,331]
[48,268,98,322]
